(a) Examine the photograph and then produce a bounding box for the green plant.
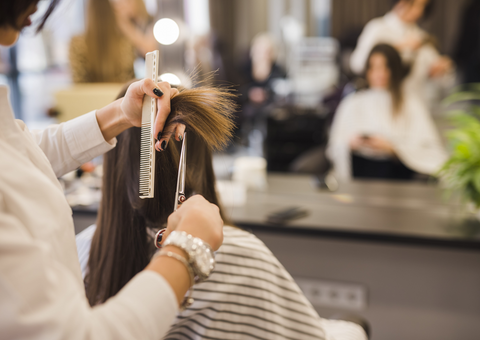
[439,85,480,208]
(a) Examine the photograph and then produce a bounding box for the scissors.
[155,131,187,248]
[174,131,187,211]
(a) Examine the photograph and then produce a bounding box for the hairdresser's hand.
[162,195,224,251]
[364,135,395,155]
[120,79,185,151]
[349,135,366,151]
[429,56,452,78]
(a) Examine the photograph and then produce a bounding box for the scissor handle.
[177,194,186,208]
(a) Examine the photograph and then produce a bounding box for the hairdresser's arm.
[145,195,224,303]
[350,20,382,75]
[25,80,183,177]
[0,194,222,340]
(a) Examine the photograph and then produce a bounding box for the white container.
[232,157,267,191]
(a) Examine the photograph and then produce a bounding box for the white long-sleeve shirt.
[0,85,178,339]
[327,89,448,181]
[350,12,443,102]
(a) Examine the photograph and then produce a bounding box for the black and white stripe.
[76,226,366,340]
[163,226,366,340]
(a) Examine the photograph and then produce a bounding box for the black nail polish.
[161,140,167,151]
[153,88,164,97]
[157,132,162,141]
[178,134,183,141]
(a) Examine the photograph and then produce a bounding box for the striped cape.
[76,226,366,340]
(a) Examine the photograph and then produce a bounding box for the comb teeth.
[139,50,160,199]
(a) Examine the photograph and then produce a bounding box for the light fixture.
[159,73,182,85]
[153,18,180,45]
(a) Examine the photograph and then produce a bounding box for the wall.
[254,230,480,340]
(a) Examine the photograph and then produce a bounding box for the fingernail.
[157,131,162,141]
[161,140,167,151]
[153,87,164,97]
[178,134,183,141]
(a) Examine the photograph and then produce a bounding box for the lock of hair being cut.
[85,82,237,306]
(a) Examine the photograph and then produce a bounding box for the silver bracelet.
[163,231,215,283]
[153,251,195,311]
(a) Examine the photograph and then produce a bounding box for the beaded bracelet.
[154,251,195,311]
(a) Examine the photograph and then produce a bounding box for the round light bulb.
[159,73,182,85]
[153,18,180,45]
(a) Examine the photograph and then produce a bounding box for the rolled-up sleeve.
[0,206,178,340]
[25,111,116,177]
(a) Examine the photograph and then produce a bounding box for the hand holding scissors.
[155,131,187,248]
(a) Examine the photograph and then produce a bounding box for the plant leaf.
[443,92,480,106]
[473,168,480,194]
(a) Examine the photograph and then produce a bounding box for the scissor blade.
[174,132,187,211]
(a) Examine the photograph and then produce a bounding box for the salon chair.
[265,105,329,172]
[54,83,124,122]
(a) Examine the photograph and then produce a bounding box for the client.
[327,44,447,181]
[76,83,368,340]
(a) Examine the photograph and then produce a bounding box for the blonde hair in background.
[85,0,151,82]
[250,33,278,83]
[250,32,278,64]
[132,0,150,22]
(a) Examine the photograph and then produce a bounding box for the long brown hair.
[84,0,151,82]
[365,44,409,116]
[86,83,236,305]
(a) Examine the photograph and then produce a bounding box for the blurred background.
[4,0,480,339]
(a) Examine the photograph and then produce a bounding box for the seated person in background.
[69,0,157,83]
[350,0,453,105]
[239,33,286,144]
[76,83,368,340]
[327,44,447,182]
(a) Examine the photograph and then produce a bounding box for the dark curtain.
[331,0,390,44]
[209,0,237,83]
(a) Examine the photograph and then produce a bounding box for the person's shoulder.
[368,16,386,26]
[220,226,277,260]
[222,226,268,247]
[340,90,364,107]
[363,16,387,32]
[76,224,96,278]
[76,224,96,244]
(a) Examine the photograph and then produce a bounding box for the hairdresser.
[0,1,223,339]
[350,0,453,104]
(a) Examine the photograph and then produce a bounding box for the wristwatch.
[163,231,215,283]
